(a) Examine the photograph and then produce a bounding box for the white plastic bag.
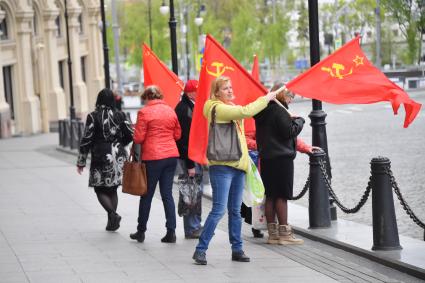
[252,198,267,230]
[242,158,265,207]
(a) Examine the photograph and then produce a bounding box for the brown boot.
[278,225,304,245]
[267,223,279,244]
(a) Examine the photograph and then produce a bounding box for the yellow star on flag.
[353,55,364,67]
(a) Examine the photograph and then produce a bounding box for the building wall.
[0,0,104,137]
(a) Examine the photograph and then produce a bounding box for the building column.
[15,8,41,134]
[67,1,88,117]
[0,9,11,138]
[42,7,67,123]
[86,4,104,109]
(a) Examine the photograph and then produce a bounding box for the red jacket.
[134,99,181,161]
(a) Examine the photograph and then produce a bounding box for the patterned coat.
[77,106,133,187]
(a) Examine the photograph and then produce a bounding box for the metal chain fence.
[385,167,425,229]
[292,177,310,200]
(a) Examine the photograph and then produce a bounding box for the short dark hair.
[141,85,163,100]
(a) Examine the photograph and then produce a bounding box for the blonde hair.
[210,76,231,99]
[141,85,163,100]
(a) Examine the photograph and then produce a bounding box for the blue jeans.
[137,157,177,232]
[178,160,203,235]
[196,165,245,253]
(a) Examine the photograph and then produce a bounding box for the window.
[58,60,65,89]
[0,14,8,40]
[55,16,61,37]
[78,14,83,35]
[3,66,14,119]
[81,56,86,82]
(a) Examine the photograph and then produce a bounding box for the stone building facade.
[0,0,105,137]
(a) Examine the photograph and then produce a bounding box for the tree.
[381,0,424,64]
[297,0,309,59]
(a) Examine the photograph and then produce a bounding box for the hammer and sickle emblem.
[321,63,353,79]
[206,61,235,77]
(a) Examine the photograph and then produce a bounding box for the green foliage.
[381,0,423,64]
[297,0,309,58]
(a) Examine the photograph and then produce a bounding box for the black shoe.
[107,212,121,232]
[161,231,176,243]
[252,228,264,238]
[130,231,145,243]
[105,214,113,231]
[232,251,250,262]
[192,250,207,265]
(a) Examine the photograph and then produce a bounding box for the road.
[289,90,425,240]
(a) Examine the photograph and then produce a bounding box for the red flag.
[244,54,262,136]
[142,43,184,108]
[286,36,422,128]
[188,35,267,164]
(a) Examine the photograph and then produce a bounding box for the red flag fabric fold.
[286,36,421,128]
[188,35,267,164]
[142,44,184,108]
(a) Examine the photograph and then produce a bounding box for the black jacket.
[254,101,305,160]
[175,94,195,169]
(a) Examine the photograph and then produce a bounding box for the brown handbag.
[122,144,147,196]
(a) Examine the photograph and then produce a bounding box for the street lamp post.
[160,0,178,75]
[148,0,153,48]
[307,0,332,227]
[64,0,76,121]
[100,0,110,88]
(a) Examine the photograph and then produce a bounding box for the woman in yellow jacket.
[192,76,278,265]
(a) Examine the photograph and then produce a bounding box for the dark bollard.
[371,157,402,251]
[308,149,331,228]
[63,120,71,148]
[330,199,338,221]
[70,120,78,150]
[58,120,64,146]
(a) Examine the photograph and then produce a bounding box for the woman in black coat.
[77,88,133,231]
[255,82,316,245]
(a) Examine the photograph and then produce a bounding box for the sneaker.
[251,228,264,238]
[231,251,250,262]
[192,250,207,265]
[161,231,176,243]
[129,231,145,243]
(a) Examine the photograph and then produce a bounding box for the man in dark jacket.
[175,80,203,239]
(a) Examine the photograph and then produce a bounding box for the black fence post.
[64,120,71,148]
[308,149,331,228]
[58,120,64,146]
[70,120,81,149]
[371,157,402,251]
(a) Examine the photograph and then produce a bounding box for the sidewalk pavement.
[0,134,423,283]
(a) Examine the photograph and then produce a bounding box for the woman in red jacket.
[130,86,181,243]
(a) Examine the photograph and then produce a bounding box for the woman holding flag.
[192,76,279,265]
[255,82,318,245]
